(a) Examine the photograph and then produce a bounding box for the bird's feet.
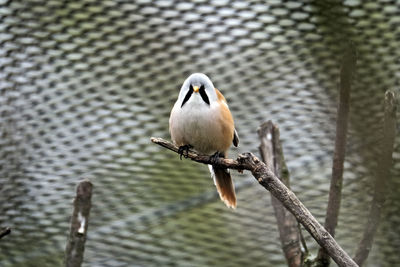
[210,151,224,165]
[178,144,192,160]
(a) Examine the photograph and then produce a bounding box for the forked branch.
[151,137,358,267]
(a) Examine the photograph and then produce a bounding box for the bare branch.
[354,91,397,266]
[317,42,356,266]
[0,227,11,239]
[151,137,248,170]
[151,137,358,267]
[65,180,93,267]
[258,121,302,267]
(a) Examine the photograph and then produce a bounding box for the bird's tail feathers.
[208,165,237,208]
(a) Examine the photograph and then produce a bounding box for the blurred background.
[0,0,399,266]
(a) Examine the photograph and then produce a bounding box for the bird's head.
[179,73,218,108]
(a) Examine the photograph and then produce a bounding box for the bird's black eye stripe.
[181,84,194,107]
[199,85,210,105]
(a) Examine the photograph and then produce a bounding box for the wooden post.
[65,180,93,267]
[258,121,303,267]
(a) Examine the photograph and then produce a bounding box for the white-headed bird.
[169,73,239,208]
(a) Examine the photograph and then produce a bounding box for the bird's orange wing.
[215,88,238,149]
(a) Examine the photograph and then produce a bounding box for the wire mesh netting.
[1,0,399,266]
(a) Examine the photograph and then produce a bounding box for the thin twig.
[317,42,357,266]
[353,91,397,266]
[258,121,302,267]
[0,227,11,239]
[65,180,93,267]
[151,137,358,267]
[298,224,309,255]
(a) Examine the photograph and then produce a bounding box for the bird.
[169,73,239,208]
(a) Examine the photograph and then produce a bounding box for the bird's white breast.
[169,94,225,155]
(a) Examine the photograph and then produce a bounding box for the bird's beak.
[193,86,199,93]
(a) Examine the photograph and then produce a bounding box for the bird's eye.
[199,85,210,105]
[181,84,194,107]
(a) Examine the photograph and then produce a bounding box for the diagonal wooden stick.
[151,137,358,267]
[0,227,11,239]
